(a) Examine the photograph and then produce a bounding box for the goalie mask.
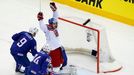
[29,27,38,37]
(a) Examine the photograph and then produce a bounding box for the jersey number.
[17,38,27,47]
[33,54,41,64]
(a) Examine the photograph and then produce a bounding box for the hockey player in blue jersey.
[25,44,53,75]
[10,27,38,73]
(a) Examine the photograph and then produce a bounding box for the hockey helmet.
[29,27,38,37]
[42,44,51,53]
[48,18,57,24]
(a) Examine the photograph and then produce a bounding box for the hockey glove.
[50,2,57,11]
[37,12,44,21]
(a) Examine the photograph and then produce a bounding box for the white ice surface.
[0,0,134,75]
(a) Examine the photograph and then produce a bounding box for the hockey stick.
[83,19,90,25]
[39,0,41,12]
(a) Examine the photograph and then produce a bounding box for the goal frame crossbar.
[58,17,122,74]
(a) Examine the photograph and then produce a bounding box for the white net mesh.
[58,17,122,73]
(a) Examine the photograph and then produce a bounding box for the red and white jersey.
[39,11,62,50]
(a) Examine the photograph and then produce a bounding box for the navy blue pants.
[11,53,30,70]
[61,47,68,67]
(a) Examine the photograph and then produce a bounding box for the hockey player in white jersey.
[37,2,67,71]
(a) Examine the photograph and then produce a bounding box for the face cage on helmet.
[42,48,50,53]
[53,22,58,28]
[48,22,58,30]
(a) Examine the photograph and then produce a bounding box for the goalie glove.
[50,2,57,11]
[37,12,44,21]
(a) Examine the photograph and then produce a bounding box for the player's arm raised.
[50,2,59,20]
[37,12,48,32]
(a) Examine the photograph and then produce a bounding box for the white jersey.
[39,11,62,50]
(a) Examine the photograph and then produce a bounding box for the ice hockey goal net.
[58,17,122,73]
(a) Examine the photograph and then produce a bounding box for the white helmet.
[29,27,38,37]
[42,44,51,53]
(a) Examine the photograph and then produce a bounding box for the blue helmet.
[48,18,57,24]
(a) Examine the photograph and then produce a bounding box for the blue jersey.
[27,50,51,75]
[10,31,37,56]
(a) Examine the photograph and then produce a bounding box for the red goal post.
[58,17,101,73]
